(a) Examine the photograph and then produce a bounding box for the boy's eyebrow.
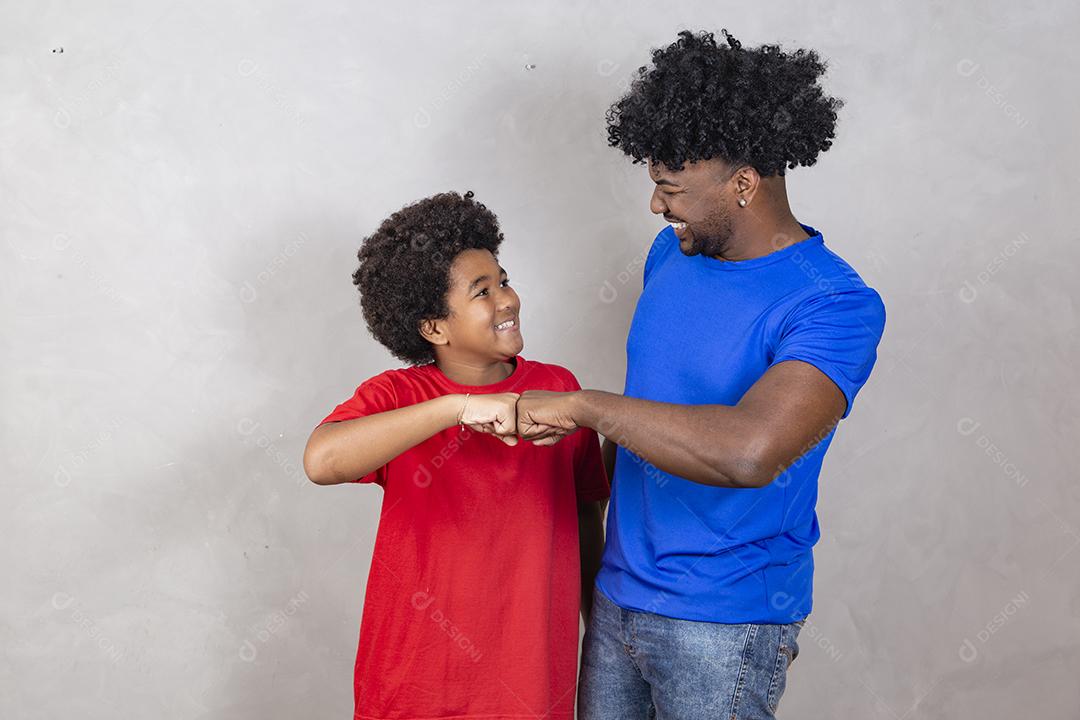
[467,268,508,292]
[468,275,490,291]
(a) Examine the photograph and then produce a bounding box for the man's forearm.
[575,390,761,488]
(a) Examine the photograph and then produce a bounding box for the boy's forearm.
[305,394,463,485]
[578,501,605,624]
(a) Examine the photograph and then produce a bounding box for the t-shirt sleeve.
[315,372,400,483]
[770,286,886,419]
[554,367,610,502]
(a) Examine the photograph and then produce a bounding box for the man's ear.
[731,165,761,203]
[419,317,450,348]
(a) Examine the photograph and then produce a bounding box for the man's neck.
[713,216,810,262]
[713,173,810,261]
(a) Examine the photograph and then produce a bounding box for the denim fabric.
[579,587,804,720]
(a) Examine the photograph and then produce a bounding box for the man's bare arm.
[523,360,846,489]
[600,438,617,490]
[577,500,605,624]
[596,438,615,521]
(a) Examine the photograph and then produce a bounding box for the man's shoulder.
[815,241,876,290]
[781,236,884,309]
[642,225,679,287]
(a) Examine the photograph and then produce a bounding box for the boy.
[303,190,609,720]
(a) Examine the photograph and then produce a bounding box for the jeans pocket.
[788,619,804,665]
[767,621,803,714]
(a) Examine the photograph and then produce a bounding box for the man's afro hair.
[352,190,503,365]
[606,29,843,176]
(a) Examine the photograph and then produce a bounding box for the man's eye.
[476,289,488,297]
[500,278,510,287]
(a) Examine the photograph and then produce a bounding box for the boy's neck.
[435,354,516,387]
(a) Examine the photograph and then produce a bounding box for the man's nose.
[650,187,667,215]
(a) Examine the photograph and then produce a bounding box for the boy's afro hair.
[606,29,843,176]
[352,190,503,365]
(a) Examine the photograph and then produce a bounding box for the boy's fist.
[458,392,520,445]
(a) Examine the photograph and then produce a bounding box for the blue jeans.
[578,586,804,720]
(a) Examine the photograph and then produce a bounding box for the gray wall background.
[4,1,1078,717]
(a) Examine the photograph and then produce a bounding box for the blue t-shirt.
[595,223,886,624]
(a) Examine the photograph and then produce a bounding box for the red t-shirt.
[317,355,610,720]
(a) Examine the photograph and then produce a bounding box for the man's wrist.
[572,389,607,430]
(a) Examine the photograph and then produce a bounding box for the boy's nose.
[497,289,519,312]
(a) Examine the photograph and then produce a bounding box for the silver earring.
[738,198,747,207]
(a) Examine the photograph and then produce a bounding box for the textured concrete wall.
[4,1,1078,717]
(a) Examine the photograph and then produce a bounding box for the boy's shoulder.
[355,357,584,394]
[520,357,582,392]
[349,364,430,397]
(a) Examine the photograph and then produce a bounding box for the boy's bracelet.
[456,393,471,429]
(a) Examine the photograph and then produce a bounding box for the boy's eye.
[476,279,509,297]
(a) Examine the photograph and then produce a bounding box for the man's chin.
[678,236,707,256]
[681,234,728,258]
[678,238,698,256]
[675,227,708,256]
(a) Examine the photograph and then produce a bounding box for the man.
[516,29,886,718]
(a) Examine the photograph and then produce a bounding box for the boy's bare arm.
[578,500,605,624]
[304,392,518,485]
[304,395,461,485]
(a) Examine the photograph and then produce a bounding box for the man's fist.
[458,392,520,446]
[516,390,581,446]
